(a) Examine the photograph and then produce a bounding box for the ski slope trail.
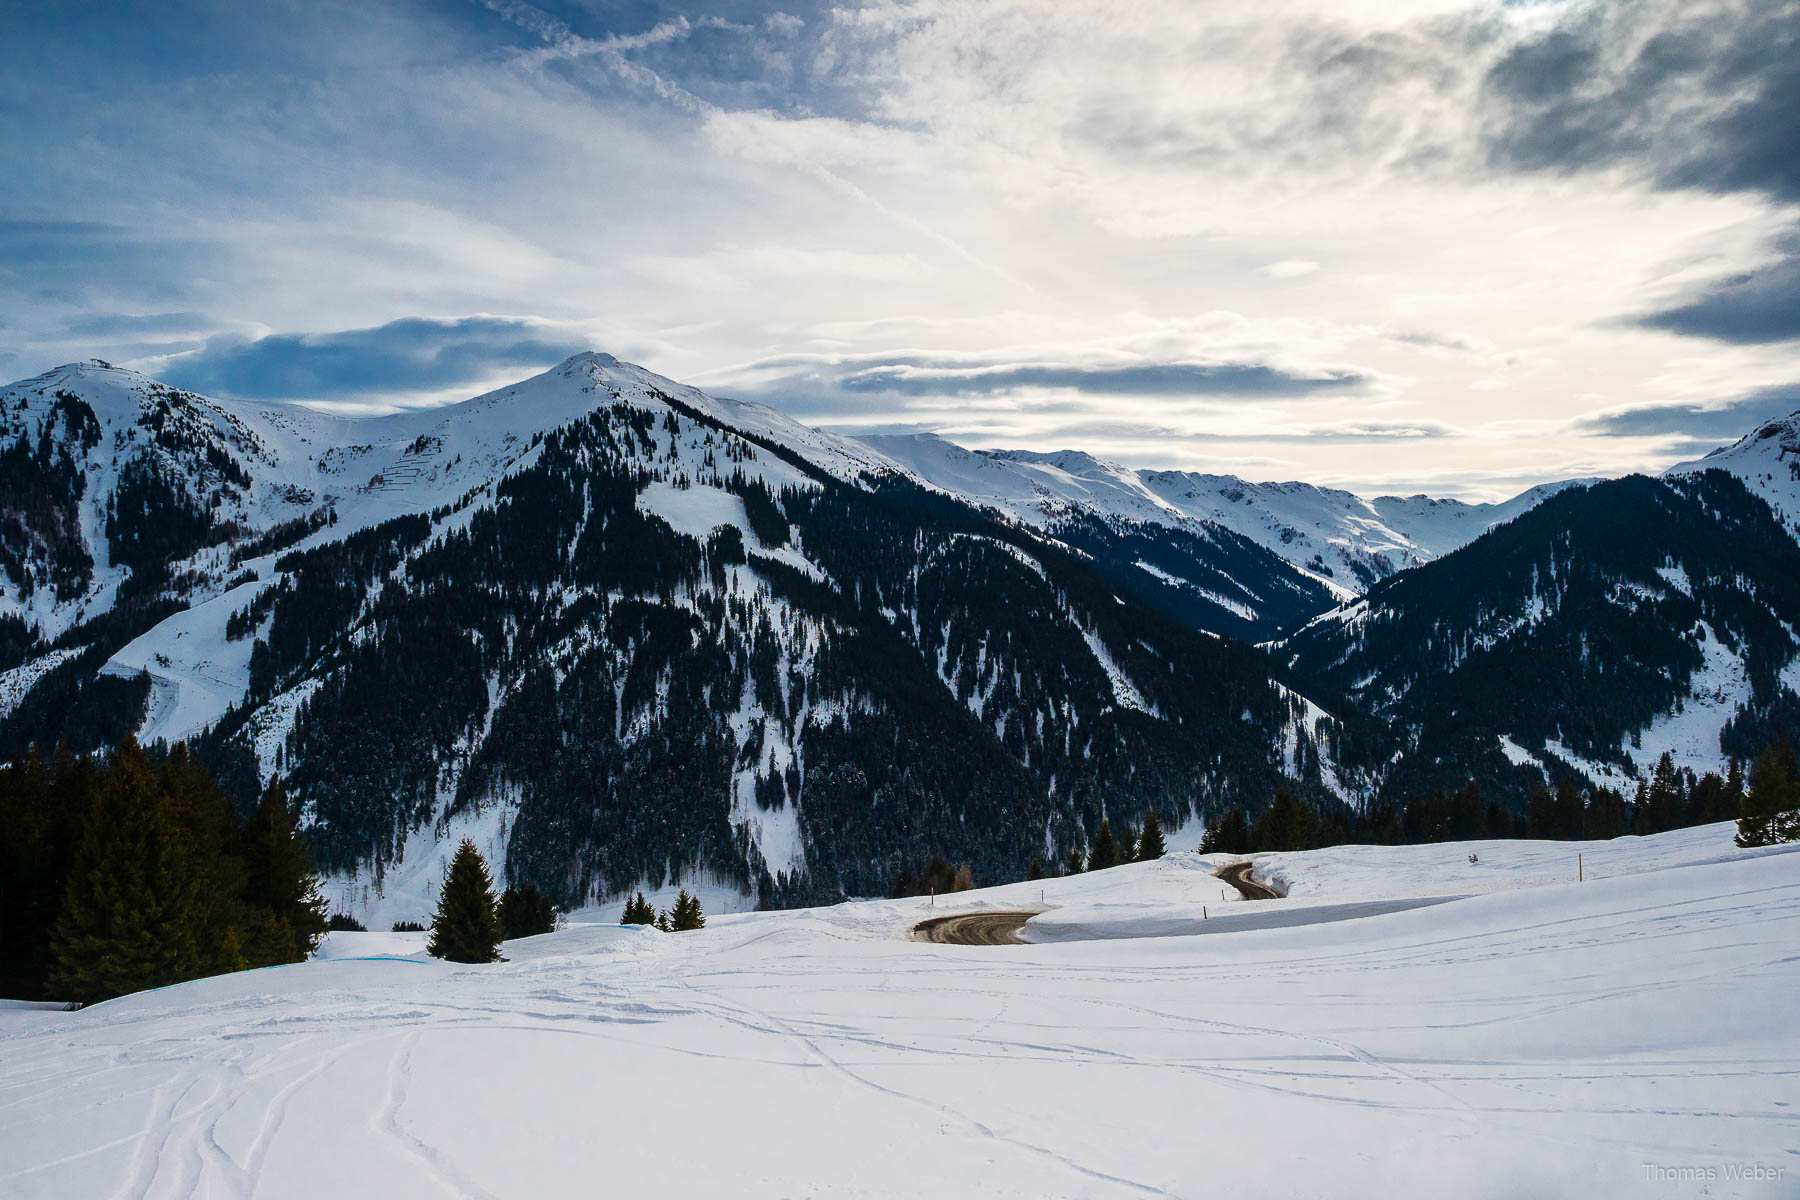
[3,827,1797,1198]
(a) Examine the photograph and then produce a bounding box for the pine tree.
[1087,819,1119,871]
[620,892,656,924]
[48,740,204,1004]
[655,908,673,932]
[1252,788,1313,852]
[498,883,558,939]
[1025,859,1045,881]
[427,840,503,963]
[241,778,328,965]
[1136,809,1166,861]
[670,888,705,931]
[1638,753,1683,835]
[1737,737,1800,847]
[1065,845,1085,875]
[1200,807,1250,854]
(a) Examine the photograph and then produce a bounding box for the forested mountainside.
[3,350,1795,912]
[1280,470,1800,805]
[0,355,1368,911]
[861,431,1588,594]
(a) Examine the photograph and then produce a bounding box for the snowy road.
[914,910,1040,944]
[4,828,1798,1198]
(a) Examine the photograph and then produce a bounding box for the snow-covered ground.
[4,824,1796,1198]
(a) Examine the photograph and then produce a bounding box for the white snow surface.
[5,823,1796,1199]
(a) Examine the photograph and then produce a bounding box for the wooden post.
[1203,905,1207,920]
[930,887,935,907]
[1578,853,1583,882]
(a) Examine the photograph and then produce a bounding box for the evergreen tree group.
[497,882,559,940]
[888,853,977,897]
[669,888,705,931]
[0,739,327,1004]
[427,840,503,964]
[1197,742,1788,858]
[620,891,656,924]
[1737,737,1800,847]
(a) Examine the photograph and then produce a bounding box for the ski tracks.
[375,1030,502,1200]
[677,978,1182,1199]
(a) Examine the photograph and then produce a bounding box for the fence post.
[1578,852,1583,882]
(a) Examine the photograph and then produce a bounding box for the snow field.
[4,824,1796,1198]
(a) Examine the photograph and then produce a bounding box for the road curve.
[914,911,1041,945]
[1216,861,1283,900]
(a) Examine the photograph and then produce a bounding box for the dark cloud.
[1570,387,1800,440]
[161,316,592,402]
[1634,236,1800,344]
[1481,0,1800,202]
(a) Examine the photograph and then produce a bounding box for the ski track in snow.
[5,824,1798,1199]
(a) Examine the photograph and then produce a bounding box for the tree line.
[1198,740,1800,854]
[0,739,328,1003]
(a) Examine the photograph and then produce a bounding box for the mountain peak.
[558,350,622,371]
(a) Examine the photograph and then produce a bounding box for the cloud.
[65,311,215,338]
[1633,233,1800,344]
[159,316,594,403]
[731,351,1369,402]
[1568,387,1800,440]
[836,359,1367,398]
[1260,260,1319,279]
[1480,0,1800,203]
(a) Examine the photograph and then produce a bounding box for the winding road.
[914,911,1041,945]
[1216,861,1282,900]
[917,862,1283,945]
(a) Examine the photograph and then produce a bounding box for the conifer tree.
[1638,753,1683,835]
[1252,788,1313,852]
[1065,845,1085,875]
[48,740,203,1004]
[498,883,558,939]
[427,840,503,963]
[241,778,329,965]
[1087,819,1119,871]
[1025,858,1045,881]
[1137,809,1166,861]
[620,892,656,924]
[1200,807,1250,854]
[670,888,705,931]
[1737,737,1800,847]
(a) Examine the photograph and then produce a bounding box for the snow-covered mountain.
[1666,408,1800,541]
[1280,469,1800,800]
[860,431,1589,594]
[0,353,1375,914]
[4,350,1796,913]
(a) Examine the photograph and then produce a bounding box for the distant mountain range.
[1,353,1794,919]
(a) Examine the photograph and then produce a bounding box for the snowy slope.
[862,431,1588,593]
[1666,407,1800,541]
[3,825,1794,1199]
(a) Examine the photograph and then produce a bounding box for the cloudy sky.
[2,0,1796,497]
